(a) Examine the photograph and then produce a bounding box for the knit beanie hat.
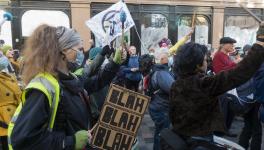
[89,47,102,60]
[56,26,81,51]
[257,22,264,42]
[1,45,12,55]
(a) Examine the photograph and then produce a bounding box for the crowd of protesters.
[1,22,264,150]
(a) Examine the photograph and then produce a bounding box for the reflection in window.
[0,10,12,46]
[178,16,209,45]
[141,14,168,55]
[21,10,70,37]
[224,16,258,48]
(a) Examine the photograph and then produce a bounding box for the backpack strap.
[146,70,169,97]
[144,71,156,97]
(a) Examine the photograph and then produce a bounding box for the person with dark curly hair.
[169,32,264,149]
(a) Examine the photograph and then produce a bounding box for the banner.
[86,1,135,45]
[92,84,150,150]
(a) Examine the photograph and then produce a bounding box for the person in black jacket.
[10,24,122,150]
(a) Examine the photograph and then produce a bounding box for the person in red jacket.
[212,37,243,136]
[213,37,240,74]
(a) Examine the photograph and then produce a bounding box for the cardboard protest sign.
[92,84,150,150]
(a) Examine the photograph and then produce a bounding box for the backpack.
[0,72,21,136]
[143,66,175,97]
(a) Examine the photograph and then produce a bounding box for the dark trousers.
[218,93,246,130]
[125,78,140,92]
[149,106,170,150]
[239,104,262,150]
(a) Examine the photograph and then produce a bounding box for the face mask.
[76,50,84,66]
[0,56,9,71]
[67,61,80,73]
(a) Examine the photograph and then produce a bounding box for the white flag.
[86,1,135,46]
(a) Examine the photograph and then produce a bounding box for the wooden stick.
[191,11,196,28]
[90,123,98,132]
[121,27,125,51]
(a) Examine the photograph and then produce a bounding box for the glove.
[75,130,88,150]
[113,48,122,65]
[101,45,114,56]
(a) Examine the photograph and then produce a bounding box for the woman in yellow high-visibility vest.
[8,24,123,150]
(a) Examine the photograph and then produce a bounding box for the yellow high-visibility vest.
[7,73,60,150]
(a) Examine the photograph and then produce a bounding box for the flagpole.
[134,26,145,51]
[191,11,196,29]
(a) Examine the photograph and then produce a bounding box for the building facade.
[0,0,263,52]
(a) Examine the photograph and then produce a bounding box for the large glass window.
[224,16,258,48]
[141,14,168,54]
[0,10,12,46]
[21,10,70,37]
[178,15,209,45]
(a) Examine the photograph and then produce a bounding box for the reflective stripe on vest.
[7,73,60,150]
